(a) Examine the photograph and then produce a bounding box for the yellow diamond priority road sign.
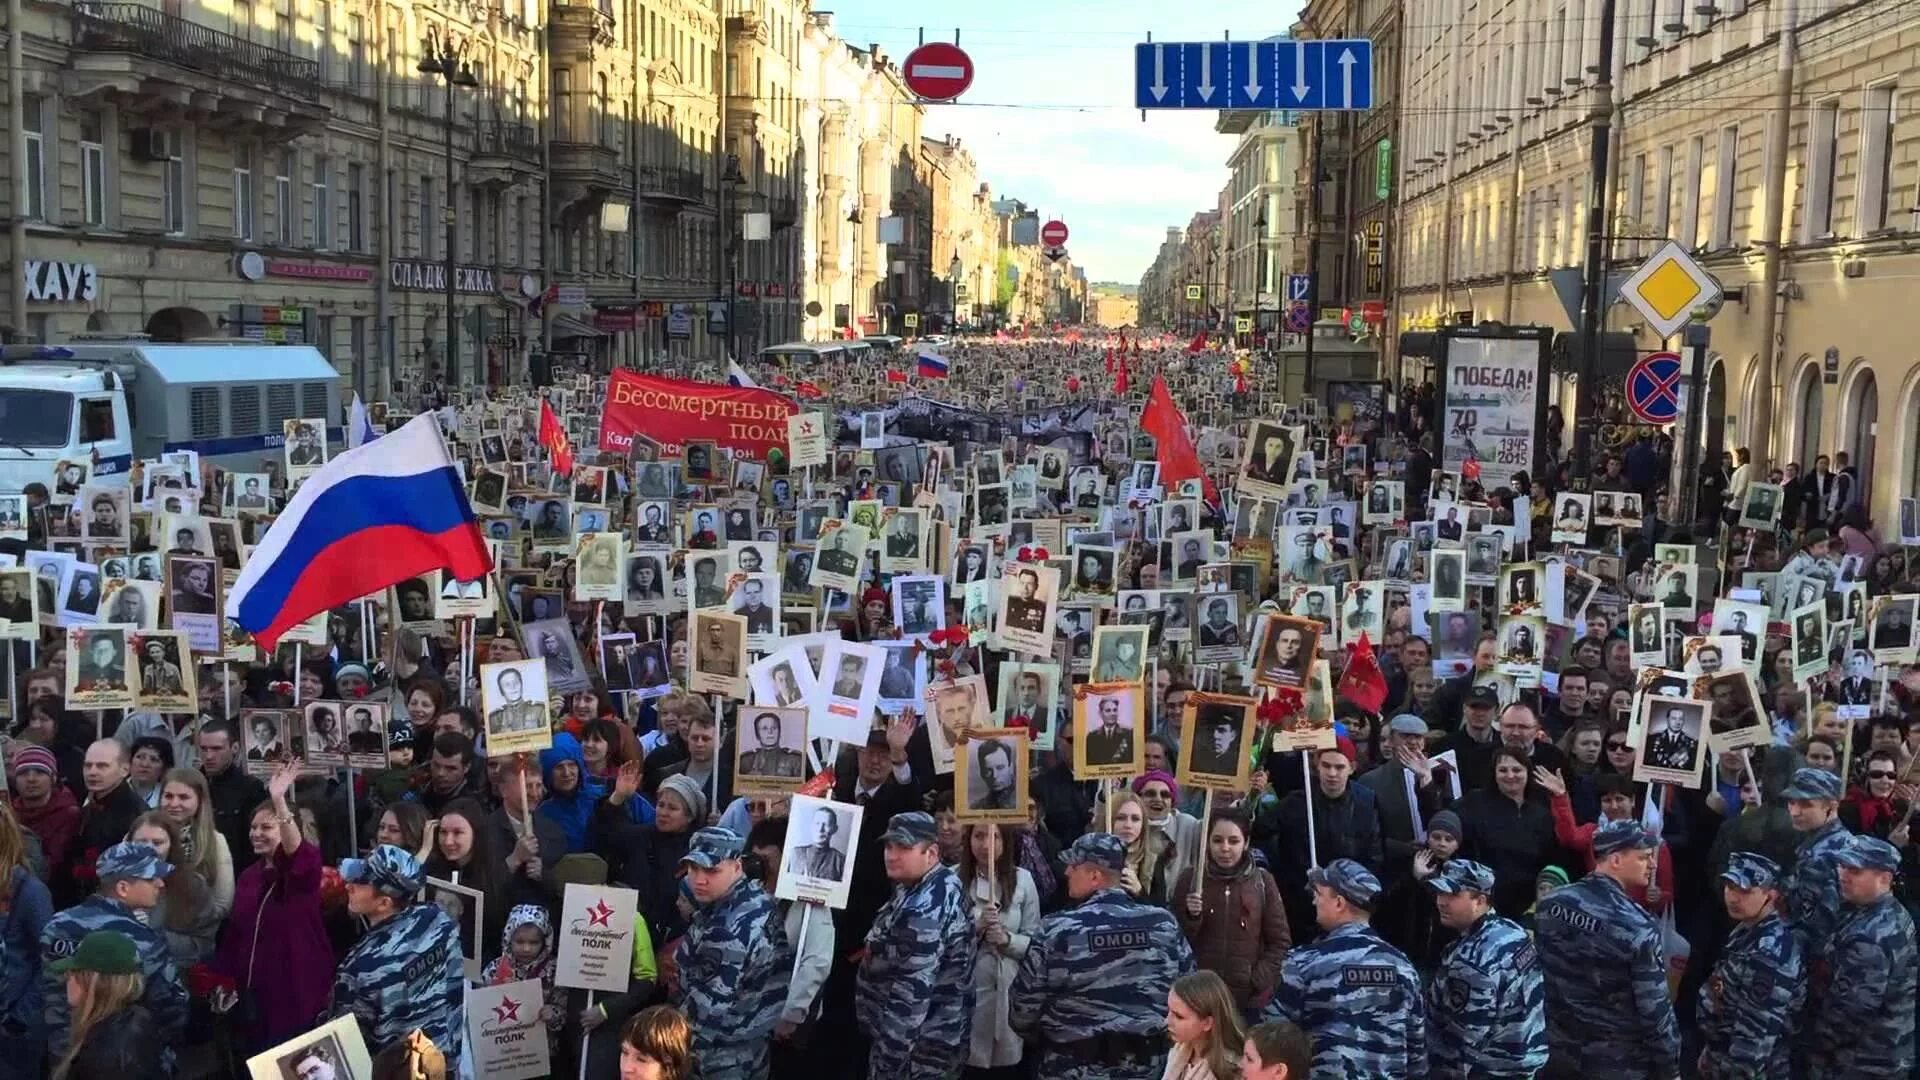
[1619,240,1722,338]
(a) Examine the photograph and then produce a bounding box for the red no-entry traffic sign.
[1041,219,1070,247]
[902,42,975,102]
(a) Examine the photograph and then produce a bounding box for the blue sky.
[823,0,1298,285]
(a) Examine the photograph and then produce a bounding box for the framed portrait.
[880,508,928,574]
[479,658,552,757]
[1500,562,1543,616]
[243,1013,371,1080]
[66,623,135,709]
[282,418,328,476]
[100,578,160,630]
[241,708,302,776]
[1654,563,1698,616]
[683,440,720,483]
[1238,420,1298,500]
[993,661,1061,749]
[954,728,1029,824]
[688,611,749,699]
[1428,549,1466,612]
[471,468,508,515]
[925,674,991,777]
[748,641,819,710]
[625,547,672,614]
[520,616,590,693]
[1089,624,1149,684]
[598,631,643,693]
[1496,615,1546,683]
[59,561,102,623]
[1737,482,1785,530]
[995,561,1059,659]
[301,701,351,767]
[1869,594,1920,664]
[776,794,863,909]
[1073,682,1145,779]
[0,567,38,638]
[340,699,390,769]
[734,706,809,790]
[78,484,130,544]
[1627,602,1667,667]
[1789,599,1828,680]
[126,630,194,714]
[891,574,946,643]
[809,521,871,595]
[1193,593,1245,665]
[728,571,783,653]
[425,876,487,981]
[1548,493,1590,544]
[1632,695,1710,788]
[1250,613,1320,688]
[815,640,883,746]
[1694,668,1770,752]
[873,643,926,715]
[572,532,625,602]
[1340,581,1384,646]
[1177,692,1260,792]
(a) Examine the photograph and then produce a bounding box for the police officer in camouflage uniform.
[1781,766,1850,1051]
[1804,835,1916,1078]
[1010,833,1195,1079]
[1696,851,1803,1079]
[671,826,786,1080]
[333,844,465,1068]
[856,811,976,1080]
[1265,858,1427,1078]
[1535,818,1677,1078]
[39,842,189,1064]
[1424,859,1547,1078]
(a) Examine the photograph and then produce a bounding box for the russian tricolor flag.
[227,414,493,651]
[917,347,950,379]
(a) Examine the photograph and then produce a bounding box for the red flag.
[796,381,824,399]
[1234,368,1248,395]
[886,369,908,384]
[1140,376,1215,502]
[1114,355,1129,396]
[1337,632,1389,714]
[1186,331,1207,354]
[1462,457,1482,482]
[538,399,574,476]
[1104,348,1114,374]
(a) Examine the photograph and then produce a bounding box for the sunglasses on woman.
[1606,741,1631,752]
[1868,770,1897,780]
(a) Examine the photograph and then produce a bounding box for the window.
[275,150,294,246]
[1859,83,1897,233]
[347,162,365,251]
[1805,100,1840,239]
[1681,135,1703,248]
[21,95,45,221]
[555,69,574,141]
[348,14,366,95]
[79,110,106,227]
[1653,145,1673,241]
[1625,153,1646,243]
[419,175,434,258]
[316,3,331,82]
[79,399,116,443]
[515,194,529,264]
[597,73,611,144]
[233,142,256,239]
[1712,124,1737,248]
[311,154,331,249]
[162,129,188,235]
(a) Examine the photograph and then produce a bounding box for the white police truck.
[0,338,342,494]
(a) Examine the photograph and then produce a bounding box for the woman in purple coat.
[213,764,334,1050]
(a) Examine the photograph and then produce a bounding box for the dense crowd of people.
[0,327,1914,1080]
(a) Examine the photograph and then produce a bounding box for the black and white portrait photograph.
[100,578,160,630]
[241,708,301,775]
[734,706,808,789]
[881,508,927,573]
[689,611,748,699]
[860,411,886,449]
[79,484,129,544]
[599,631,644,693]
[1501,563,1542,615]
[891,574,946,642]
[1194,594,1244,665]
[65,623,133,708]
[520,616,591,694]
[776,794,863,909]
[1696,669,1769,752]
[1428,550,1467,612]
[810,521,871,595]
[729,572,782,651]
[1870,593,1919,662]
[815,640,884,746]
[282,418,328,475]
[748,642,818,711]
[244,1013,372,1080]
[1070,544,1118,597]
[1790,599,1828,680]
[1252,613,1320,688]
[1629,602,1667,664]
[994,662,1061,748]
[1178,692,1259,791]
[479,658,552,755]
[994,561,1059,658]
[1633,696,1709,788]
[1089,625,1149,684]
[1074,684,1144,779]
[1238,420,1298,497]
[875,643,926,713]
[955,728,1028,823]
[1737,481,1784,530]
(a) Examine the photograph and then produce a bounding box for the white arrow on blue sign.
[1287,274,1313,302]
[1135,39,1372,111]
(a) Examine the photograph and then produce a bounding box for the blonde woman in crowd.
[1163,970,1246,1080]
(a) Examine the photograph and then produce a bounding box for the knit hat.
[9,746,56,777]
[658,773,709,823]
[1132,770,1180,805]
[862,586,889,607]
[1426,810,1463,840]
[1536,864,1571,889]
[335,662,372,686]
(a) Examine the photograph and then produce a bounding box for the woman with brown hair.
[959,823,1041,1078]
[126,811,218,964]
[50,930,163,1080]
[619,1005,692,1080]
[157,767,234,920]
[0,798,53,1070]
[1175,810,1291,1013]
[1163,970,1247,1080]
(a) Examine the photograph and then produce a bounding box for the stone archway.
[144,307,214,342]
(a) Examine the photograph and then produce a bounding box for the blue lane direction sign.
[1136,38,1372,111]
[1625,351,1685,424]
[1287,274,1313,302]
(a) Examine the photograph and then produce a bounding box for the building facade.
[1220,113,1303,340]
[1394,0,1920,521]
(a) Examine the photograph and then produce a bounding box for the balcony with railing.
[70,2,326,114]
[470,120,543,188]
[637,165,704,206]
[550,0,616,60]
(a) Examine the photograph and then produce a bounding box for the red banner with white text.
[598,370,796,461]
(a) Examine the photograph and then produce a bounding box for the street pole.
[1677,325,1709,527]
[1571,0,1619,485]
[1747,0,1797,469]
[443,74,458,389]
[1303,117,1323,394]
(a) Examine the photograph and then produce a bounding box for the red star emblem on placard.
[494,996,521,1024]
[587,900,615,927]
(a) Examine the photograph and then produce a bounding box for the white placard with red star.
[556,883,640,993]
[466,978,552,1080]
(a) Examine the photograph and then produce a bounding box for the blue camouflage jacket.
[40,895,188,1065]
[857,863,976,1080]
[1807,892,1917,1077]
[671,875,785,1080]
[1426,912,1546,1078]
[1010,885,1195,1080]
[1534,872,1678,1076]
[332,900,465,1068]
[1697,910,1803,1080]
[1267,920,1427,1079]
[1786,818,1850,1006]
